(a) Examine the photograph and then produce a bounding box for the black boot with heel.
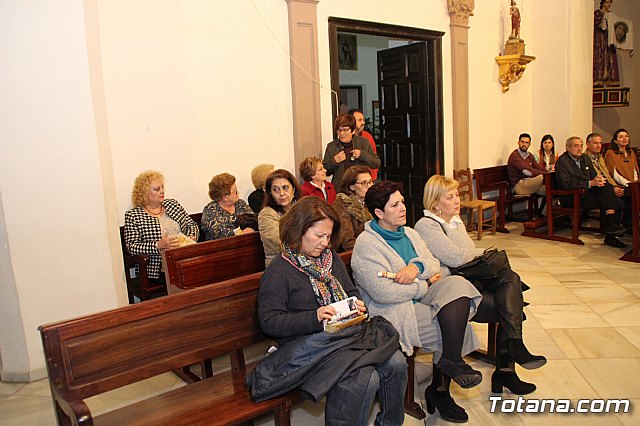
[425,367,468,423]
[491,355,536,395]
[500,338,546,370]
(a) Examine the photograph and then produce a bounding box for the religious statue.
[593,0,620,86]
[509,0,521,39]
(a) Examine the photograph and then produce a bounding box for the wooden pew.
[39,273,296,426]
[162,232,265,294]
[119,212,203,303]
[474,165,538,233]
[620,180,640,263]
[522,173,601,245]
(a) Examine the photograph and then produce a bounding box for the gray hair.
[565,136,582,149]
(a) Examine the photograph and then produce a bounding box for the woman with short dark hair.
[250,196,407,425]
[352,181,482,423]
[201,173,253,241]
[322,114,380,189]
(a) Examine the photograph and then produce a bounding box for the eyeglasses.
[337,127,353,134]
[271,185,291,193]
[355,179,374,187]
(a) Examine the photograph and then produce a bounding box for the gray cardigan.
[414,212,484,268]
[351,222,447,355]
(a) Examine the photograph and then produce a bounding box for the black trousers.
[561,183,624,212]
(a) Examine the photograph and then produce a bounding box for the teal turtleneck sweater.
[370,219,424,273]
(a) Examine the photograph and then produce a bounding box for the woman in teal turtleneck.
[351,181,482,424]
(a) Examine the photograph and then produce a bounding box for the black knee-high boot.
[425,366,468,423]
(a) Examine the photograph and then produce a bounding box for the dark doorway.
[329,18,444,226]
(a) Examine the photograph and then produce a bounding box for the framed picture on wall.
[339,86,362,112]
[338,34,358,70]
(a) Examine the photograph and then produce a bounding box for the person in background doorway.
[323,114,380,189]
[348,108,379,181]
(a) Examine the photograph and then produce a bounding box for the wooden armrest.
[51,379,93,425]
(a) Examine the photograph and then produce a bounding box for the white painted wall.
[0,0,596,381]
[96,0,295,217]
[0,0,120,381]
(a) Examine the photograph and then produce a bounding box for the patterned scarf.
[281,244,348,307]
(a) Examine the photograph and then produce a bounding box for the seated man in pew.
[507,133,546,196]
[555,136,625,248]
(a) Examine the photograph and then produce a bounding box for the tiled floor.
[2,222,639,425]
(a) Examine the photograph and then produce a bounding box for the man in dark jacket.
[555,136,625,248]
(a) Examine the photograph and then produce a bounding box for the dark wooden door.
[378,42,440,226]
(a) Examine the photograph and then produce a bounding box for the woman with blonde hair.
[415,175,545,397]
[124,170,198,285]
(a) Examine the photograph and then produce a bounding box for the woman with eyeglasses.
[322,114,380,189]
[299,156,337,204]
[201,173,254,241]
[333,165,374,251]
[258,169,301,266]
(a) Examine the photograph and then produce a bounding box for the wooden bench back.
[163,232,266,293]
[473,165,509,195]
[39,273,264,401]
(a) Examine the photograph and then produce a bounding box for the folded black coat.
[247,316,399,404]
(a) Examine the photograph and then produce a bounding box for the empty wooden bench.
[39,273,297,426]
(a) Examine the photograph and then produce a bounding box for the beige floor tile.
[616,327,640,350]
[12,378,51,397]
[590,303,640,327]
[616,398,639,425]
[518,271,563,287]
[527,305,609,329]
[524,285,583,305]
[514,360,598,399]
[572,358,640,399]
[599,267,640,284]
[0,381,24,396]
[522,307,543,330]
[547,328,640,359]
[565,283,638,304]
[551,271,618,285]
[521,328,568,360]
[519,410,624,425]
[0,395,55,426]
[620,284,640,298]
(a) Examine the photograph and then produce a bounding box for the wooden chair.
[620,180,640,263]
[522,173,601,245]
[454,168,497,240]
[474,165,537,233]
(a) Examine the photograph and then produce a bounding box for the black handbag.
[450,247,511,280]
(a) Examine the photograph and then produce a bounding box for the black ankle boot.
[500,339,547,370]
[491,370,536,395]
[425,369,468,423]
[436,357,482,388]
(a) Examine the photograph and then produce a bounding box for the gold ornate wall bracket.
[495,54,535,93]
